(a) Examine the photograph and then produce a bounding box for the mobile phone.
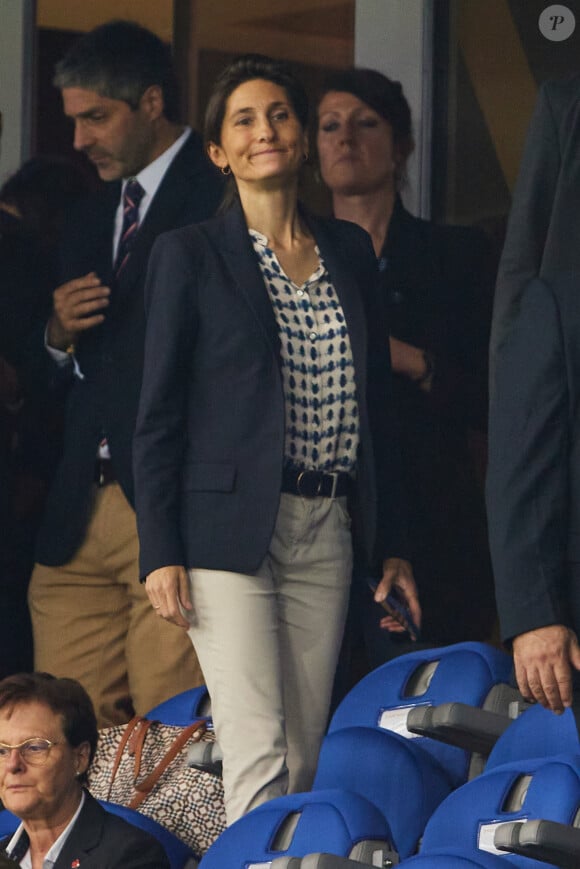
[367,579,421,642]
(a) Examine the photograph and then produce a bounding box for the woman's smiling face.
[207,78,308,188]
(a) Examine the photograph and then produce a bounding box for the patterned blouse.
[250,229,360,474]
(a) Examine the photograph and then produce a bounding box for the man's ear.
[140,85,164,121]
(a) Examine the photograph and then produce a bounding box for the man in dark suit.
[487,75,580,714]
[489,74,580,385]
[27,21,223,727]
[487,273,580,714]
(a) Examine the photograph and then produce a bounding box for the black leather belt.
[281,467,351,499]
[94,459,117,487]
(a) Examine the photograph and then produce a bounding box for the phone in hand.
[367,579,421,641]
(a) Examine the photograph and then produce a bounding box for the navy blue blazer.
[34,132,223,566]
[134,204,408,578]
[487,273,580,643]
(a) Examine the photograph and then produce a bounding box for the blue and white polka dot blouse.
[250,229,359,474]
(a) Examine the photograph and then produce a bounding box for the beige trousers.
[186,492,353,824]
[29,482,204,728]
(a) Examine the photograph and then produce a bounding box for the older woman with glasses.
[0,672,169,868]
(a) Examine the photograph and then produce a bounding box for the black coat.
[490,75,580,383]
[487,273,580,643]
[35,132,223,566]
[376,198,496,643]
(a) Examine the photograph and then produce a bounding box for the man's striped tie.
[114,177,145,275]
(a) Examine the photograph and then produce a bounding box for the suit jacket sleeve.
[489,82,562,382]
[486,277,569,642]
[133,228,201,578]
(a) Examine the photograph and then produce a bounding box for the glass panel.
[433,0,580,252]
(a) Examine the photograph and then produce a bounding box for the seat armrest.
[406,702,512,754]
[270,856,388,868]
[494,818,580,868]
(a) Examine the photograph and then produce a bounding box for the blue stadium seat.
[145,685,211,726]
[312,725,451,858]
[395,753,580,867]
[198,790,395,868]
[485,703,580,770]
[328,642,514,787]
[100,800,198,868]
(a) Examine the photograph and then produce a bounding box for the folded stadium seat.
[312,726,451,858]
[406,698,580,779]
[328,642,516,787]
[484,703,580,770]
[145,685,212,725]
[392,752,580,868]
[0,802,198,869]
[197,789,397,869]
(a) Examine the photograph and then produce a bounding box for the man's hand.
[145,565,193,629]
[513,624,580,713]
[47,272,110,350]
[374,557,422,638]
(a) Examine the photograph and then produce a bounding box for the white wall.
[0,0,35,185]
[354,0,433,218]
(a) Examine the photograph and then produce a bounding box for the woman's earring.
[221,165,231,176]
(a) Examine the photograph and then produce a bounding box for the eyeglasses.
[0,738,62,766]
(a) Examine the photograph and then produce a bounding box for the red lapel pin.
[71,860,80,868]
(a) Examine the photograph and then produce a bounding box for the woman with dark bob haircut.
[133,54,419,823]
[317,67,496,664]
[0,672,169,867]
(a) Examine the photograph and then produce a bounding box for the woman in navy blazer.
[133,54,419,824]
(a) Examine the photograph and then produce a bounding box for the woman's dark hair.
[318,67,415,177]
[204,53,309,146]
[204,54,309,210]
[0,673,98,781]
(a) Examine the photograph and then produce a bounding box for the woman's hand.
[145,565,193,629]
[389,336,434,392]
[374,557,422,637]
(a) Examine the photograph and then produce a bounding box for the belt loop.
[329,472,339,499]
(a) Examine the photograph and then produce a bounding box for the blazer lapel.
[53,793,104,869]
[216,205,281,358]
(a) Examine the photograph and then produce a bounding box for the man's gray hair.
[54,19,181,123]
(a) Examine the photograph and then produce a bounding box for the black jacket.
[35,132,223,566]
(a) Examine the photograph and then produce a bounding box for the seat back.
[486,704,580,770]
[328,642,513,787]
[198,790,393,869]
[145,686,212,725]
[313,726,451,858]
[0,809,18,839]
[99,800,197,868]
[418,753,580,867]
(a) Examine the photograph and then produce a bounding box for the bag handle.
[106,716,152,801]
[129,719,206,809]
